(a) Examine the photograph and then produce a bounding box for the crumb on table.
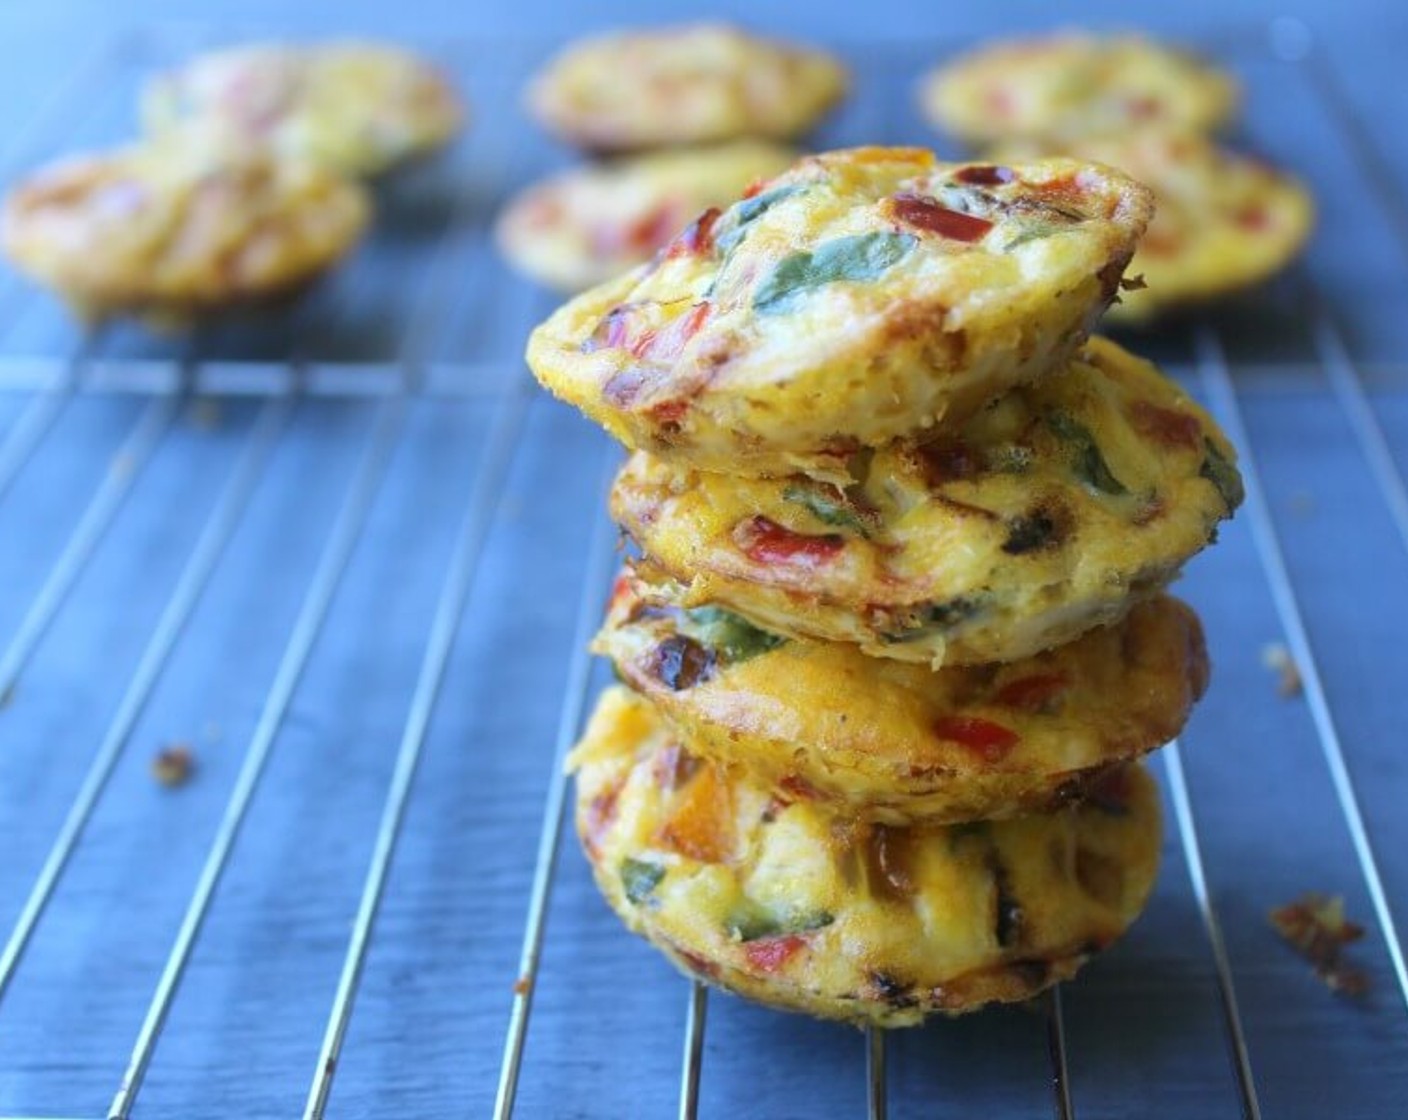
[151,742,196,787]
[1260,642,1303,698]
[1269,892,1369,996]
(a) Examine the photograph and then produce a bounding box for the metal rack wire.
[1,21,1407,1120]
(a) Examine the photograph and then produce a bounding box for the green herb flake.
[1047,411,1127,495]
[781,483,871,536]
[620,858,666,905]
[754,233,916,315]
[879,596,987,644]
[989,444,1034,474]
[714,185,803,255]
[683,606,786,664]
[1003,222,1068,252]
[725,899,835,942]
[1200,438,1245,511]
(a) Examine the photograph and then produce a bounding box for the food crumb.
[513,975,533,996]
[152,742,196,787]
[188,398,223,431]
[1269,893,1369,996]
[1260,642,1303,698]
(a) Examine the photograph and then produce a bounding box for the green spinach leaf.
[683,606,786,663]
[1047,411,1127,495]
[621,859,666,905]
[1200,438,1244,511]
[754,233,916,315]
[781,483,871,536]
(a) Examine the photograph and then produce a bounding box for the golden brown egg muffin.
[613,336,1242,666]
[527,147,1153,482]
[526,23,846,152]
[1,143,369,325]
[495,141,797,292]
[571,686,1162,1026]
[920,33,1237,146]
[595,572,1205,825]
[996,132,1313,324]
[142,41,463,177]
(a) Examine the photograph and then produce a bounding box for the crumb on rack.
[513,975,533,996]
[1269,892,1369,996]
[1260,642,1303,698]
[152,742,196,787]
[188,398,224,431]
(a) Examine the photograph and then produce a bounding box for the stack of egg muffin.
[527,144,1244,1025]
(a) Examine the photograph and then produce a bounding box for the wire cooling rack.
[1,21,1407,1120]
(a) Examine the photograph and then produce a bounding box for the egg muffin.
[614,336,1241,666]
[495,141,797,292]
[572,686,1162,1026]
[997,132,1313,324]
[527,148,1153,482]
[526,23,846,152]
[142,42,463,177]
[596,572,1204,825]
[1,143,369,325]
[920,33,1237,146]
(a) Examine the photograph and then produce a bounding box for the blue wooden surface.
[0,19,1407,1120]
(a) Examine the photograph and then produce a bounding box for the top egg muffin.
[920,33,1238,146]
[526,23,847,152]
[142,41,464,177]
[1,142,369,325]
[526,147,1153,481]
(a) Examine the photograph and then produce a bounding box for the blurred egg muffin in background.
[993,132,1313,323]
[920,33,1237,145]
[496,141,796,292]
[526,23,847,152]
[1,142,369,326]
[142,41,464,178]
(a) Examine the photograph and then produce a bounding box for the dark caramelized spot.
[889,192,994,242]
[989,851,1024,948]
[1098,252,1135,305]
[1084,766,1133,815]
[917,439,982,484]
[650,634,715,690]
[869,970,919,1008]
[865,824,918,901]
[1001,511,1058,555]
[1009,958,1051,989]
[955,164,1016,186]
